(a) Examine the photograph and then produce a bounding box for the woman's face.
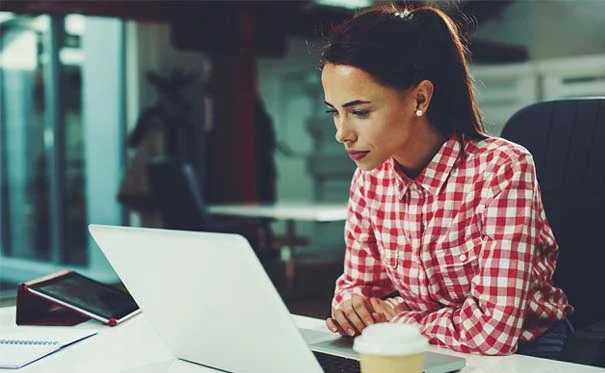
[321,63,419,171]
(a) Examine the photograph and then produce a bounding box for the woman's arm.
[332,168,396,310]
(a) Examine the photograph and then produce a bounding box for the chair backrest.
[501,98,605,327]
[147,157,209,231]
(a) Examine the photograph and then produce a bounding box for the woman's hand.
[326,295,407,336]
[326,294,376,336]
[369,297,405,323]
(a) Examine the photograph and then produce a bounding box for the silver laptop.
[89,225,465,373]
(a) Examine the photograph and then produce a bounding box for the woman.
[321,5,573,358]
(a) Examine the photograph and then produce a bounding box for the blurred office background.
[1,0,605,316]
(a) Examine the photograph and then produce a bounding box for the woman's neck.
[393,121,446,179]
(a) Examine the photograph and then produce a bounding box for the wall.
[473,0,533,53]
[475,0,605,60]
[258,37,347,256]
[257,37,319,247]
[258,37,321,203]
[531,0,605,59]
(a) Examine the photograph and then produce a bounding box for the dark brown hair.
[320,5,486,139]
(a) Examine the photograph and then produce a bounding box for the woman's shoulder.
[465,135,534,168]
[464,136,537,193]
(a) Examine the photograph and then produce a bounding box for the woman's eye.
[352,110,369,118]
[325,109,338,117]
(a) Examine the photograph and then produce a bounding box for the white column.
[82,17,126,281]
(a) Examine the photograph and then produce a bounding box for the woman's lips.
[348,151,369,161]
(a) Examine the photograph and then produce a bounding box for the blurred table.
[207,202,347,293]
[207,203,346,222]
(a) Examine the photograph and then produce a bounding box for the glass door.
[0,13,96,296]
[0,14,52,262]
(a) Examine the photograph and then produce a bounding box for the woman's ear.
[415,80,434,112]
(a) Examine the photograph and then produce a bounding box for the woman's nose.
[335,120,355,144]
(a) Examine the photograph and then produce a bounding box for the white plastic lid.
[353,323,428,356]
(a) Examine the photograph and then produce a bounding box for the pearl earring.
[415,109,424,117]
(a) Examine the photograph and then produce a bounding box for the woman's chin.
[355,159,379,171]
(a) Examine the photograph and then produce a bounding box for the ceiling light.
[315,0,373,9]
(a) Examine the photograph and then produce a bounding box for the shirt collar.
[390,135,462,199]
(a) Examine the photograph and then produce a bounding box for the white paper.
[0,327,97,369]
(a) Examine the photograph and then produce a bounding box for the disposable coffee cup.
[353,323,428,373]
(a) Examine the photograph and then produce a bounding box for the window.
[0,13,125,296]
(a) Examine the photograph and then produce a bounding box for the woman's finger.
[326,317,347,335]
[351,295,375,327]
[340,297,373,334]
[384,304,398,320]
[333,308,361,336]
[372,312,388,323]
[370,297,386,314]
[372,297,398,321]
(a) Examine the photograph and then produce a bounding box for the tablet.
[26,271,140,325]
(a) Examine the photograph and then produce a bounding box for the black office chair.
[501,98,605,367]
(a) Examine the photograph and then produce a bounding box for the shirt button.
[459,254,467,262]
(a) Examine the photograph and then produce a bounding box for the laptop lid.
[88,225,323,373]
[90,225,465,373]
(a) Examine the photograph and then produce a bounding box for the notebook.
[0,326,97,369]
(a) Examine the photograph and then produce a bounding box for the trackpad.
[299,328,359,359]
[310,335,360,359]
[299,328,341,344]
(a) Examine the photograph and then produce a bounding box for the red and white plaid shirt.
[333,135,572,355]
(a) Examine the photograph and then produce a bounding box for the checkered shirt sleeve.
[332,168,397,309]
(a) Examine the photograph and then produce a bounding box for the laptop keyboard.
[313,351,360,373]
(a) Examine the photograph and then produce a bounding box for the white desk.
[1,307,603,373]
[207,203,347,222]
[208,203,347,292]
